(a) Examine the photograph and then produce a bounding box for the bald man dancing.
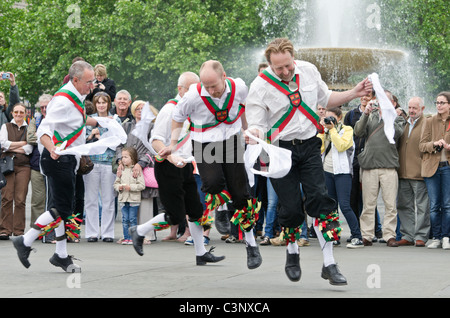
[159,60,262,270]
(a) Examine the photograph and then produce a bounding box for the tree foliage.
[0,0,300,107]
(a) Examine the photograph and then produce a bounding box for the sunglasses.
[13,110,25,114]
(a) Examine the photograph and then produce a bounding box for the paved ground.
[0,193,449,301]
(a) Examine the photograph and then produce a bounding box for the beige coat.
[114,166,146,203]
[418,113,450,178]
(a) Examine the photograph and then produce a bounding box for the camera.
[324,116,338,126]
[1,73,10,80]
[434,144,444,153]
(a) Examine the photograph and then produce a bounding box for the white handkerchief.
[368,73,397,144]
[244,131,292,187]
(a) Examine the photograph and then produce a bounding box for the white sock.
[244,231,257,247]
[313,218,335,267]
[137,213,166,236]
[23,211,55,247]
[287,242,299,254]
[55,222,68,258]
[188,221,207,256]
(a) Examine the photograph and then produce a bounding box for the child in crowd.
[114,147,145,244]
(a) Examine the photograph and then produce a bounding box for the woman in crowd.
[318,107,363,248]
[419,91,450,250]
[84,92,119,242]
[116,100,159,244]
[0,103,33,240]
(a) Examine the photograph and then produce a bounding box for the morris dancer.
[12,61,100,273]
[130,72,225,265]
[160,60,262,269]
[245,38,373,284]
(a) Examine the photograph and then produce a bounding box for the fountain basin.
[295,47,406,90]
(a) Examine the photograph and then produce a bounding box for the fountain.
[294,0,421,106]
[296,47,406,90]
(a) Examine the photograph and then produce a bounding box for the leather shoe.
[386,238,399,247]
[129,226,144,256]
[415,240,425,247]
[196,246,225,265]
[246,245,262,269]
[362,238,372,246]
[12,236,33,269]
[397,239,413,246]
[285,251,301,282]
[321,264,347,286]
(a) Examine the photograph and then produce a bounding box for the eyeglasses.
[435,101,449,106]
[13,110,25,114]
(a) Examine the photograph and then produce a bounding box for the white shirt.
[172,77,248,143]
[0,119,33,155]
[245,60,332,142]
[149,95,192,158]
[37,80,87,149]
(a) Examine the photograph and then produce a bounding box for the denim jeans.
[121,203,139,240]
[324,171,362,239]
[263,178,279,238]
[424,165,450,239]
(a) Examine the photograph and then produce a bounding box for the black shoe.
[87,237,98,242]
[12,236,33,269]
[321,264,347,286]
[214,209,231,235]
[129,226,144,256]
[246,245,262,269]
[49,253,81,273]
[196,246,225,265]
[285,251,301,282]
[102,237,114,243]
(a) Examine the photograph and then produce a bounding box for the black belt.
[279,136,315,146]
[438,161,449,167]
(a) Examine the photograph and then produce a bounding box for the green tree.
[0,0,301,108]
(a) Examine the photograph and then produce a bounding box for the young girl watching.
[114,147,145,244]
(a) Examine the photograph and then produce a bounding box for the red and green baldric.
[155,98,190,163]
[259,69,324,143]
[52,88,87,147]
[189,78,245,132]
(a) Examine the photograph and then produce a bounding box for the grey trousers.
[397,178,430,242]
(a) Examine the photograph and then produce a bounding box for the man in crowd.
[354,90,406,248]
[396,96,430,247]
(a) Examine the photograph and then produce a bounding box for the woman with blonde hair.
[86,64,116,101]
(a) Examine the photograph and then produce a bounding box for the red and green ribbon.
[189,78,245,132]
[259,69,324,142]
[52,88,87,147]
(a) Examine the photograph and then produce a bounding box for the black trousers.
[192,134,250,210]
[40,148,77,221]
[269,136,336,228]
[154,160,203,225]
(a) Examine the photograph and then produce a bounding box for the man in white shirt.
[13,61,99,273]
[245,38,373,285]
[160,60,262,270]
[130,71,225,265]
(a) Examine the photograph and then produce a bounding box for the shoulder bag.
[142,154,158,188]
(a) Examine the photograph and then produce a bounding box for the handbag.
[142,154,158,188]
[77,155,94,175]
[0,155,15,175]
